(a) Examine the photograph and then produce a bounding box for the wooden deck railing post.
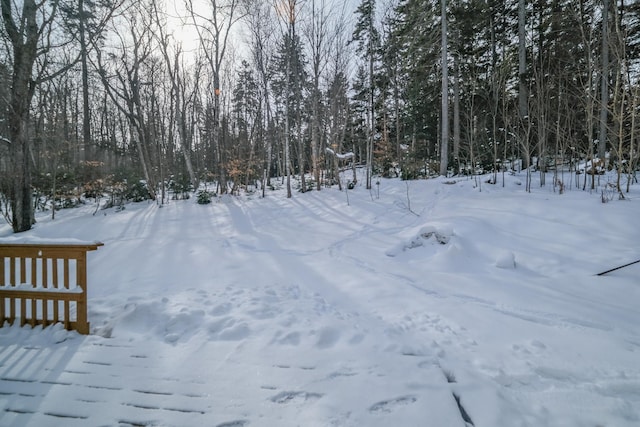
[0,242,103,335]
[76,250,89,334]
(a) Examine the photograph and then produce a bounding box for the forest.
[1,0,639,233]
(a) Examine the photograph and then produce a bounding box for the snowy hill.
[1,171,639,427]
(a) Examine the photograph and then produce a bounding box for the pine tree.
[230,60,261,188]
[271,1,309,197]
[387,0,440,176]
[60,0,118,162]
[351,0,380,189]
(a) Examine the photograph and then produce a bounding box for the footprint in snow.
[270,391,323,404]
[247,305,278,320]
[348,333,365,345]
[210,302,233,316]
[275,331,301,346]
[207,317,251,341]
[217,323,251,341]
[216,421,248,427]
[369,395,418,413]
[315,327,341,349]
[512,339,547,356]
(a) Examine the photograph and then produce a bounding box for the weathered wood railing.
[0,242,103,334]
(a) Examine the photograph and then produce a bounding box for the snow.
[326,147,355,159]
[0,171,639,427]
[0,237,100,246]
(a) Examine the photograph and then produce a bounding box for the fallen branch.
[596,259,640,276]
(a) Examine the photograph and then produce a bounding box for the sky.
[164,0,362,60]
[1,168,639,426]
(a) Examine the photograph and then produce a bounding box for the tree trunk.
[293,15,306,193]
[186,0,241,194]
[518,0,529,170]
[9,114,33,232]
[311,96,321,190]
[79,0,91,161]
[284,19,293,198]
[3,0,40,232]
[453,51,460,172]
[439,0,449,176]
[214,79,227,194]
[627,87,638,193]
[518,0,528,120]
[366,3,375,189]
[599,0,610,161]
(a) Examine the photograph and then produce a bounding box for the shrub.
[168,174,193,200]
[127,180,151,202]
[197,190,214,204]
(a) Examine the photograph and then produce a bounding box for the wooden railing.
[0,242,103,334]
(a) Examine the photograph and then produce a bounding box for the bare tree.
[96,4,158,199]
[61,0,122,162]
[151,2,198,190]
[518,0,528,125]
[598,0,611,161]
[452,45,460,173]
[610,0,636,197]
[352,0,379,189]
[325,10,351,191]
[517,0,532,183]
[2,0,80,231]
[572,0,599,191]
[274,0,305,198]
[244,1,277,197]
[186,0,245,194]
[1,0,42,231]
[1,0,122,232]
[627,86,639,193]
[303,0,332,191]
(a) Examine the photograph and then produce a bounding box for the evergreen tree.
[271,3,309,196]
[387,0,440,176]
[60,0,118,161]
[351,0,380,189]
[230,60,261,187]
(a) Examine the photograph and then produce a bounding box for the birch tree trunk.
[306,0,331,191]
[599,0,610,161]
[518,0,529,170]
[439,0,449,176]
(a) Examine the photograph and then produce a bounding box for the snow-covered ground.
[1,170,639,427]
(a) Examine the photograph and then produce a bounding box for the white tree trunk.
[439,0,449,176]
[599,0,610,160]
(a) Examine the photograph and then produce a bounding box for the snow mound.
[93,295,207,343]
[386,225,454,257]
